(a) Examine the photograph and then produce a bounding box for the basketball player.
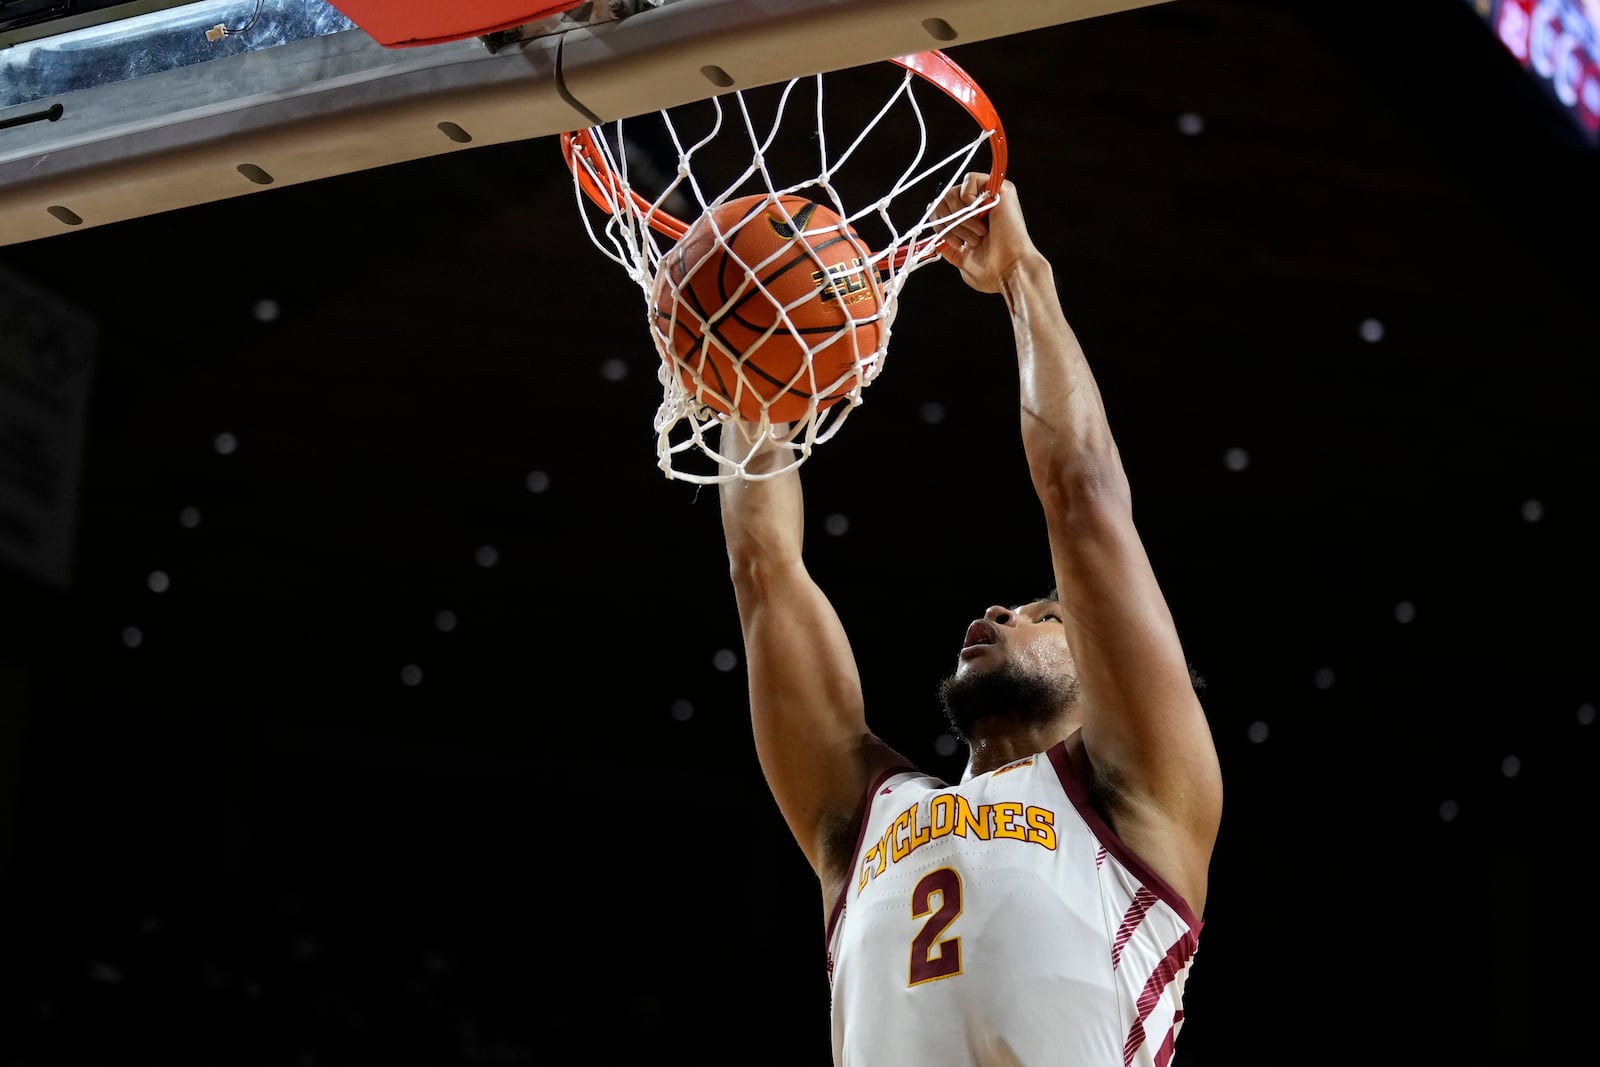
[715,173,1223,1066]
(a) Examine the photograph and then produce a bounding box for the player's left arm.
[941,173,1221,909]
[1007,253,1223,908]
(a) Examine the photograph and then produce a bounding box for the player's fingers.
[945,220,985,248]
[962,171,989,204]
[934,185,967,221]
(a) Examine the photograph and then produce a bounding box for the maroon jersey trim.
[823,762,922,951]
[1122,925,1199,1065]
[1046,741,1202,931]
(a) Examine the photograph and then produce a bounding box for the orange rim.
[560,48,1007,251]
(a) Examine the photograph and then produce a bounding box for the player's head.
[937,589,1081,741]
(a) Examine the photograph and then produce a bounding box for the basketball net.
[562,50,1007,484]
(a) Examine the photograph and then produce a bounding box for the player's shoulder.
[818,757,931,864]
[864,762,939,804]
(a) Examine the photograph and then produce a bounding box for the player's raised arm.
[940,174,1223,913]
[717,419,909,902]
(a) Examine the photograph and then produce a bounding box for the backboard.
[0,0,1173,247]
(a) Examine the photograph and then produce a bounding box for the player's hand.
[935,173,1037,295]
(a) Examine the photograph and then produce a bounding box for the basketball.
[651,193,883,422]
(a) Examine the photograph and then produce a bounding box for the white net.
[564,50,1005,484]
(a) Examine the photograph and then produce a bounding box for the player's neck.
[962,722,1076,780]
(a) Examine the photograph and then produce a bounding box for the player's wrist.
[1002,249,1050,287]
[999,249,1051,310]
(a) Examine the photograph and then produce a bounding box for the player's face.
[937,600,1079,738]
[954,600,1072,674]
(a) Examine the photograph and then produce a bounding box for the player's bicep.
[1048,504,1220,819]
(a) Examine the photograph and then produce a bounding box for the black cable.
[222,0,265,37]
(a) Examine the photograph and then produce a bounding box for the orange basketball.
[652,193,883,422]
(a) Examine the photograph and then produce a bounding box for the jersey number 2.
[909,867,963,985]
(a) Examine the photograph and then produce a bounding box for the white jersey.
[825,741,1201,1067]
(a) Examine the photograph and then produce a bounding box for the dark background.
[2,1,1598,1064]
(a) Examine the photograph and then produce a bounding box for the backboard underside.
[0,0,1172,247]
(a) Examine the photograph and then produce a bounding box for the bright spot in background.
[88,962,123,984]
[121,626,143,649]
[475,545,498,568]
[919,401,946,425]
[1438,799,1459,822]
[147,570,170,593]
[1579,703,1596,726]
[1313,667,1335,690]
[213,432,237,455]
[1358,318,1385,343]
[670,699,695,722]
[934,734,959,757]
[1224,447,1249,472]
[1176,111,1204,135]
[434,610,457,633]
[253,298,280,323]
[600,357,628,381]
[1521,499,1543,523]
[1394,600,1416,624]
[1246,721,1269,744]
[526,470,550,493]
[712,648,738,673]
[824,513,850,537]
[1500,754,1521,778]
[178,506,201,529]
[400,664,423,687]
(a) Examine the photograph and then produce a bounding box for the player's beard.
[937,659,1080,742]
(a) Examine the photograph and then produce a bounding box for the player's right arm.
[718,419,908,899]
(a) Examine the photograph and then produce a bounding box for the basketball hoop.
[561,49,1007,484]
